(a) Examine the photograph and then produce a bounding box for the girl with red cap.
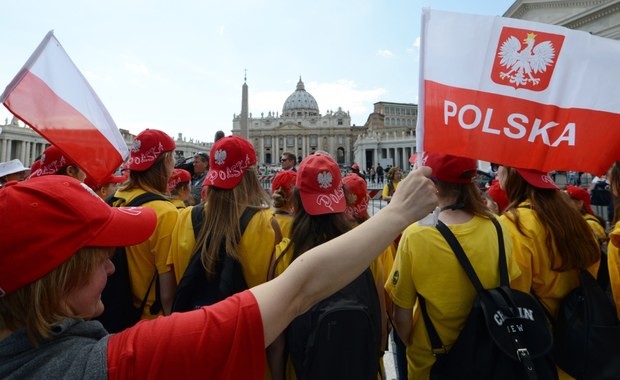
[270,153,383,380]
[387,152,520,379]
[271,170,297,238]
[564,184,606,244]
[497,166,600,379]
[106,129,179,323]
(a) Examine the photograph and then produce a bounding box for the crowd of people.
[1,128,619,379]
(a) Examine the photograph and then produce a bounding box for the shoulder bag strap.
[418,294,447,354]
[124,192,168,314]
[436,220,485,292]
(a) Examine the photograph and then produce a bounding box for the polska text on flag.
[416,9,620,175]
[0,31,128,183]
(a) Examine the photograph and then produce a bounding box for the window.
[310,135,318,146]
[264,136,272,147]
[287,135,295,146]
[338,119,343,125]
[298,136,303,145]
[338,135,344,145]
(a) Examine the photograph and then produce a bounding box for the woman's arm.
[251,167,438,346]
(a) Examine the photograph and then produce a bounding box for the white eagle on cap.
[214,149,226,165]
[498,32,555,87]
[317,171,333,189]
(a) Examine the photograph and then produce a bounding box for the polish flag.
[0,31,128,183]
[416,9,620,175]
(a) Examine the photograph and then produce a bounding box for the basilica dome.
[282,77,319,116]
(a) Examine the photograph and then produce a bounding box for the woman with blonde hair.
[168,135,277,304]
[100,129,178,331]
[382,166,402,203]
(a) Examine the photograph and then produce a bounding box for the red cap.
[126,129,176,171]
[296,153,345,215]
[343,174,369,219]
[422,152,477,184]
[565,185,593,214]
[351,164,360,171]
[29,145,78,179]
[84,173,127,191]
[204,136,257,189]
[515,168,558,190]
[0,176,157,297]
[271,170,297,197]
[168,168,192,192]
[30,159,41,174]
[487,179,510,213]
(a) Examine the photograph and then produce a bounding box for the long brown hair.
[121,151,173,195]
[195,167,271,279]
[0,248,111,345]
[609,162,620,225]
[502,167,599,271]
[437,174,494,219]
[279,188,353,261]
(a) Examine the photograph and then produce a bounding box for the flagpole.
[415,8,429,168]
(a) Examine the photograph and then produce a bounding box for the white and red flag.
[416,9,620,175]
[0,31,128,183]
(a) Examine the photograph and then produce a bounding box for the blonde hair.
[0,247,111,345]
[195,167,271,279]
[121,151,173,195]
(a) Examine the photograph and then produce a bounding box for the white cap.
[0,159,27,178]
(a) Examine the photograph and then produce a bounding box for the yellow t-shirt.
[382,181,399,199]
[608,221,620,319]
[501,203,599,317]
[113,188,178,319]
[386,215,519,380]
[273,211,294,239]
[168,206,276,288]
[584,213,606,244]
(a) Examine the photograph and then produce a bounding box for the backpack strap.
[191,203,205,238]
[122,192,169,315]
[267,217,284,281]
[419,218,508,355]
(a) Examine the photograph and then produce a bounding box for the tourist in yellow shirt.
[497,166,600,379]
[387,152,520,379]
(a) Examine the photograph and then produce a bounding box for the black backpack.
[419,218,557,380]
[287,268,382,380]
[97,192,167,333]
[171,206,259,312]
[545,269,620,379]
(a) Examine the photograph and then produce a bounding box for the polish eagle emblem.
[317,171,333,189]
[214,149,227,165]
[498,32,555,87]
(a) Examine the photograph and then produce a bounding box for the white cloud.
[218,25,225,35]
[377,49,394,58]
[406,37,421,53]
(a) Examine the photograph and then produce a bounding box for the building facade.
[504,0,620,40]
[353,102,417,173]
[232,77,364,166]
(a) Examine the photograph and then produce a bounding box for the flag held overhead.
[0,31,128,183]
[417,9,620,175]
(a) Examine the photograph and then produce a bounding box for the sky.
[0,0,515,144]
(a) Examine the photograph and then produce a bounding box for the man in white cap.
[0,159,28,187]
